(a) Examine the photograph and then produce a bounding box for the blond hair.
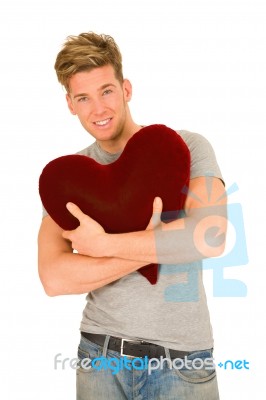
[54,32,123,92]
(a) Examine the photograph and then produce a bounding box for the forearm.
[39,251,146,296]
[104,206,227,264]
[103,218,192,264]
[38,215,147,296]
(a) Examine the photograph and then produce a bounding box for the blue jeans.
[76,335,220,400]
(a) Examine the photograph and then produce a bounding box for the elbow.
[38,262,63,297]
[206,241,226,258]
[39,275,60,297]
[197,228,227,259]
[38,261,94,296]
[42,281,60,297]
[43,287,58,297]
[191,205,228,260]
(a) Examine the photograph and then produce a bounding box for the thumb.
[153,197,163,212]
[62,203,84,241]
[66,202,85,222]
[152,196,163,223]
[147,197,163,229]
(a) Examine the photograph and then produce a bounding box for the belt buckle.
[120,338,141,358]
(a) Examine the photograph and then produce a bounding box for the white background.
[0,0,265,398]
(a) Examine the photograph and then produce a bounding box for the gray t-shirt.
[43,128,223,351]
[78,129,223,351]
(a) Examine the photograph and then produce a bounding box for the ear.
[66,93,77,115]
[123,79,133,102]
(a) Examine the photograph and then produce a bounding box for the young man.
[38,32,227,399]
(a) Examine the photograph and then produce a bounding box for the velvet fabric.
[39,124,190,284]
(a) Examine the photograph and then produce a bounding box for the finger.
[66,202,85,222]
[152,197,163,226]
[153,197,163,213]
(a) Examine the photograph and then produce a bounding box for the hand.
[146,197,164,230]
[62,203,107,257]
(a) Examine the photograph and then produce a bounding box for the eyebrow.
[73,83,116,99]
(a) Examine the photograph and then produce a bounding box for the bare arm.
[38,216,148,297]
[38,176,227,296]
[64,177,227,265]
[105,177,227,264]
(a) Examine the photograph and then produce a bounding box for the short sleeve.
[178,130,224,184]
[42,206,48,219]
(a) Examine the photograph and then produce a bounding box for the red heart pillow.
[39,124,190,284]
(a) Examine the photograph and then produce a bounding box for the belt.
[81,332,190,359]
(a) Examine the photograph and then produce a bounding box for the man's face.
[66,65,133,151]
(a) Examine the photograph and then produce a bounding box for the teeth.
[95,118,110,126]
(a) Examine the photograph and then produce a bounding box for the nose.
[92,98,106,116]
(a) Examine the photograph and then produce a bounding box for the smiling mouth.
[94,118,112,126]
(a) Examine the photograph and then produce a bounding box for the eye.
[103,89,113,96]
[77,97,89,103]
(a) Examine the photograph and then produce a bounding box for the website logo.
[158,178,248,301]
